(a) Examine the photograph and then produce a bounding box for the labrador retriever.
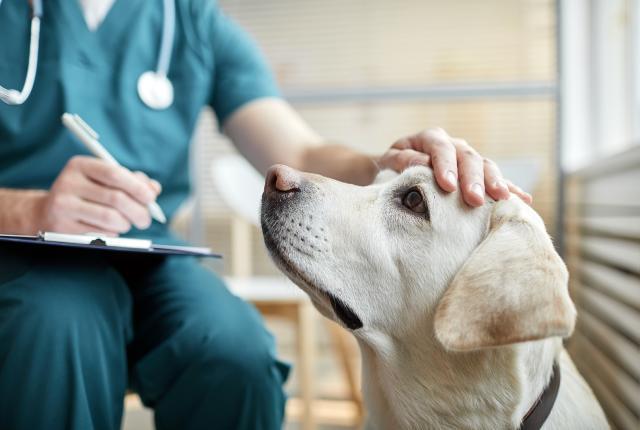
[261,164,608,429]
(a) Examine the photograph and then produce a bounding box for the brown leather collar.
[519,362,561,430]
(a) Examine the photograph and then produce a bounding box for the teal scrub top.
[0,0,279,238]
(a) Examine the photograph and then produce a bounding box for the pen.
[61,113,167,224]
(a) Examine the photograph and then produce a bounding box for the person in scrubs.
[0,1,532,429]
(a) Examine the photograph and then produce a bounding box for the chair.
[210,155,363,430]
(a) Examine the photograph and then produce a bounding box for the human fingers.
[134,171,162,195]
[69,195,132,233]
[482,158,510,201]
[75,175,152,229]
[67,156,158,205]
[452,139,485,206]
[43,192,130,234]
[378,148,431,172]
[414,128,458,192]
[506,180,533,204]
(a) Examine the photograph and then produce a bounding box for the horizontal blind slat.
[579,205,640,217]
[579,216,640,240]
[576,310,640,380]
[571,333,640,416]
[581,237,640,275]
[579,261,640,310]
[582,168,640,207]
[578,285,640,344]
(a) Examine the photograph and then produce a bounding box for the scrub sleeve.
[0,1,290,429]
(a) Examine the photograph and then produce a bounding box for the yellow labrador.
[261,164,608,429]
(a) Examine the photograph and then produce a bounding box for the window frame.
[560,0,640,172]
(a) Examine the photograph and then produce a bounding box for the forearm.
[0,188,46,234]
[224,99,378,184]
[298,143,380,186]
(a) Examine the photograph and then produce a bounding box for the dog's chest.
[360,345,522,430]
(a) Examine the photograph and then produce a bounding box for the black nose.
[265,164,302,194]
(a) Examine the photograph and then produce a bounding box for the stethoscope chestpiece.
[137,71,174,110]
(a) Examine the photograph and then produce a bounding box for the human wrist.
[0,189,48,235]
[25,190,48,233]
[356,153,382,185]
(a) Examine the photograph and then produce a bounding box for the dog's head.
[261,164,575,351]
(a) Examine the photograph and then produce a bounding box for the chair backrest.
[210,154,264,227]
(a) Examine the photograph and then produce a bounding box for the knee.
[187,300,284,388]
[213,327,276,385]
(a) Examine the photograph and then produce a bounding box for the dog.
[261,164,608,429]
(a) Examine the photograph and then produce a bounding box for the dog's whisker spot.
[292,245,313,257]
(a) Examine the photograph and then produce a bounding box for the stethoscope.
[0,0,176,110]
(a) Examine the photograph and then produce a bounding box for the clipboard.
[0,232,222,258]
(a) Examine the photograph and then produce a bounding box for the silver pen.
[61,113,167,224]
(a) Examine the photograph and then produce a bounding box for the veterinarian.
[0,1,532,429]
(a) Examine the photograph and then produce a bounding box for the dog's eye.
[402,188,426,214]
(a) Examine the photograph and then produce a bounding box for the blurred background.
[125,0,640,429]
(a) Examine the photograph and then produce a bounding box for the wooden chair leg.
[325,320,364,421]
[230,217,253,277]
[297,301,316,430]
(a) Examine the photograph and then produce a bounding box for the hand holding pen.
[31,113,166,235]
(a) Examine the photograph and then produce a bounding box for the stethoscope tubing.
[157,0,175,77]
[0,0,43,105]
[0,0,175,107]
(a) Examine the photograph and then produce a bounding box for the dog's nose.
[265,164,302,194]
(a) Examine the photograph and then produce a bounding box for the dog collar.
[519,361,561,430]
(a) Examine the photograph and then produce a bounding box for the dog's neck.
[357,327,561,430]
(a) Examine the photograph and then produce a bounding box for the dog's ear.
[434,197,576,351]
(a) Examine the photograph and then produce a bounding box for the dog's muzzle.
[261,165,363,331]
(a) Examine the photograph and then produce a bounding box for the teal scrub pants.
[0,246,289,430]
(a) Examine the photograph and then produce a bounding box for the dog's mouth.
[327,293,363,330]
[262,221,363,330]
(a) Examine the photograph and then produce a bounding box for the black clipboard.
[0,233,222,259]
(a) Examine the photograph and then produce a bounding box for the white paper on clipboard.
[42,232,152,249]
[0,232,220,258]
